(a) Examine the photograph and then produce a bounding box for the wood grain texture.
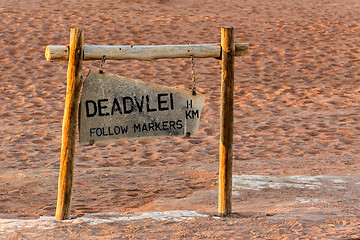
[55,28,84,220]
[45,43,248,61]
[218,27,234,217]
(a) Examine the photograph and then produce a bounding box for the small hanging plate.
[79,70,205,145]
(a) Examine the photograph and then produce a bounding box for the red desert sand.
[1,0,360,238]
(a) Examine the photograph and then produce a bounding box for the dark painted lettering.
[193,109,199,118]
[186,109,199,119]
[98,99,109,116]
[108,127,114,136]
[120,125,128,134]
[134,124,141,132]
[158,93,169,111]
[148,122,155,131]
[186,110,192,119]
[162,121,169,131]
[155,122,161,131]
[170,93,174,110]
[169,120,176,130]
[134,96,144,112]
[142,123,148,132]
[111,98,122,115]
[186,99,193,109]
[86,100,97,117]
[146,95,157,112]
[96,128,102,136]
[90,128,96,137]
[120,126,128,134]
[176,120,183,129]
[86,92,176,117]
[90,125,128,137]
[113,125,128,134]
[123,97,134,114]
[114,126,120,135]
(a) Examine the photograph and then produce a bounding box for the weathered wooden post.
[218,27,234,217]
[55,28,84,220]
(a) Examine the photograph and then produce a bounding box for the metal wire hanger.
[190,55,197,95]
[99,55,106,74]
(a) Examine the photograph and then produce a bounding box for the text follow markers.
[79,70,206,145]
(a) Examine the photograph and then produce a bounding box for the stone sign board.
[79,70,205,145]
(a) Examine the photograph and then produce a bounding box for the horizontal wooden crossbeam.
[45,43,248,61]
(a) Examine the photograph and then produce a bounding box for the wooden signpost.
[45,27,248,220]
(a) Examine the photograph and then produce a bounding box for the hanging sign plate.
[79,70,205,145]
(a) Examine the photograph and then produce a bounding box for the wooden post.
[45,43,248,62]
[218,27,234,217]
[55,28,84,220]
